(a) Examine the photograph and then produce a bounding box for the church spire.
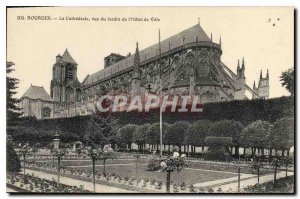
[133,42,141,80]
[266,69,269,79]
[210,33,213,42]
[219,36,222,48]
[260,70,262,79]
[253,81,256,89]
[237,59,240,69]
[241,57,245,69]
[134,42,140,65]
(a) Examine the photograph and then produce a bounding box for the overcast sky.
[7,7,294,98]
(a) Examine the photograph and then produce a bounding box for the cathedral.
[19,23,269,119]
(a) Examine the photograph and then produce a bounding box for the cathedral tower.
[50,49,82,105]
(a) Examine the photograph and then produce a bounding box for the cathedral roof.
[61,49,77,65]
[83,24,211,86]
[21,85,53,101]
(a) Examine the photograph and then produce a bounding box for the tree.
[240,120,272,157]
[165,121,190,152]
[208,120,244,156]
[6,141,21,172]
[270,117,294,155]
[84,115,115,148]
[250,156,263,185]
[280,67,294,96]
[117,124,137,151]
[100,145,115,176]
[7,62,22,125]
[146,122,169,152]
[185,119,211,156]
[133,123,150,152]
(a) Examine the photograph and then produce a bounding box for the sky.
[7,7,294,98]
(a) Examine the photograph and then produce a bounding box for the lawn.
[41,158,238,185]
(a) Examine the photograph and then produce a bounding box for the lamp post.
[134,154,140,185]
[271,155,282,187]
[19,144,31,181]
[88,148,99,193]
[52,132,66,188]
[250,155,262,185]
[233,161,242,191]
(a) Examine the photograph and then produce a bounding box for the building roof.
[21,85,53,101]
[83,23,211,86]
[61,49,77,65]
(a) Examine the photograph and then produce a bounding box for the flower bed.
[242,176,294,193]
[6,172,91,193]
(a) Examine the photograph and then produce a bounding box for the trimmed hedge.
[8,96,294,144]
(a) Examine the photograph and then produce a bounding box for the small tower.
[234,58,246,100]
[257,69,269,99]
[131,42,141,97]
[252,80,259,99]
[236,59,240,77]
[237,58,245,79]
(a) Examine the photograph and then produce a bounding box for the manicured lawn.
[42,158,237,185]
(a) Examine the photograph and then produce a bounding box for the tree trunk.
[179,145,181,153]
[273,167,277,186]
[184,145,186,153]
[202,146,204,152]
[57,156,61,187]
[103,159,106,177]
[92,157,96,192]
[262,148,265,156]
[187,145,189,158]
[235,146,239,157]
[166,171,171,193]
[168,145,170,154]
[287,149,290,156]
[243,147,246,156]
[257,168,260,185]
[282,150,285,156]
[128,142,131,151]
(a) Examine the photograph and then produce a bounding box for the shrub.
[6,142,21,172]
[173,184,178,193]
[180,182,186,190]
[189,185,196,192]
[150,179,156,185]
[147,158,161,171]
[208,188,214,193]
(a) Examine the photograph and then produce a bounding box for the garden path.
[23,169,136,193]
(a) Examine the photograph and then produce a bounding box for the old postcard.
[6,7,294,194]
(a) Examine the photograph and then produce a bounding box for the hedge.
[8,96,294,144]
